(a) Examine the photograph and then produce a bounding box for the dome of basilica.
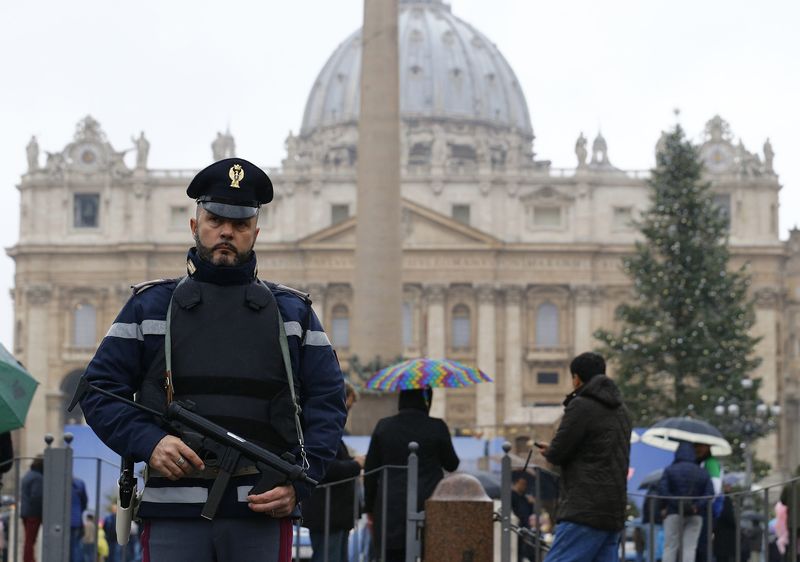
[300,0,532,138]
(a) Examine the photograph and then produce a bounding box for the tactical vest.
[139,277,299,453]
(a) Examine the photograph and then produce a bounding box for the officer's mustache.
[213,243,236,252]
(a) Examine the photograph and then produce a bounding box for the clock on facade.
[70,142,103,170]
[702,143,734,174]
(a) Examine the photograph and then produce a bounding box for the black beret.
[186,158,273,219]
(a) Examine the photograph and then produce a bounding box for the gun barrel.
[167,402,317,486]
[116,458,136,545]
[116,504,133,545]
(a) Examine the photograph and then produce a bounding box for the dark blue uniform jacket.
[80,268,346,508]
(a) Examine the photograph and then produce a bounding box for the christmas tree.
[595,125,764,453]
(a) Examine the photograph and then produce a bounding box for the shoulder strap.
[164,276,190,404]
[131,278,177,295]
[263,281,309,470]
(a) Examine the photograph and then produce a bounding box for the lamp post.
[714,377,781,491]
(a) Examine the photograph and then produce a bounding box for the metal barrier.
[627,477,800,562]
[300,442,422,562]
[15,433,799,562]
[2,436,131,562]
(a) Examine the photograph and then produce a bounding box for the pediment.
[519,185,574,203]
[297,198,501,249]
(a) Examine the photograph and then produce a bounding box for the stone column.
[573,285,595,354]
[753,287,780,469]
[23,285,52,458]
[352,0,403,361]
[503,286,524,424]
[425,285,447,418]
[476,285,497,434]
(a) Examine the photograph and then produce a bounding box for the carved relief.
[423,284,447,305]
[26,285,52,306]
[476,284,496,304]
[755,287,780,307]
[504,285,524,305]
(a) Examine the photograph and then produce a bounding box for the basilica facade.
[9,0,799,475]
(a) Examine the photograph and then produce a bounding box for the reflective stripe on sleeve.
[141,319,166,335]
[237,486,252,502]
[304,330,331,347]
[141,486,208,503]
[283,321,302,338]
[105,320,166,340]
[283,321,331,347]
[106,323,142,340]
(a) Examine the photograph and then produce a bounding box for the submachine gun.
[69,378,317,544]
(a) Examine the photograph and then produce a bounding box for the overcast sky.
[1,0,798,349]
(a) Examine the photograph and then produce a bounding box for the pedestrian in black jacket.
[657,441,714,562]
[21,456,43,562]
[364,387,459,562]
[303,382,364,562]
[536,352,632,562]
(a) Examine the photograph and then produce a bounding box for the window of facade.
[533,206,562,228]
[73,303,96,348]
[535,302,559,347]
[409,143,431,166]
[331,204,350,226]
[451,204,470,226]
[537,371,559,385]
[330,304,350,348]
[451,304,471,349]
[402,302,413,348]
[170,205,189,229]
[449,144,477,165]
[612,206,633,230]
[74,193,100,228]
[712,193,731,227]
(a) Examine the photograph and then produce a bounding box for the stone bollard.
[423,473,494,562]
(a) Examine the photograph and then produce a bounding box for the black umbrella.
[637,468,664,490]
[460,470,501,499]
[641,416,732,456]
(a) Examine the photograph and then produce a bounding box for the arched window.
[451,305,471,349]
[535,302,559,347]
[73,303,96,348]
[331,305,350,349]
[402,302,413,348]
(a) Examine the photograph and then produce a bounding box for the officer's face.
[191,208,260,266]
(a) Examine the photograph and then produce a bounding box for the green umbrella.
[0,343,39,433]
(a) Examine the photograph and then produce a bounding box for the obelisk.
[352,0,403,362]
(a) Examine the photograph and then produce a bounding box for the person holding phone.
[535,352,632,562]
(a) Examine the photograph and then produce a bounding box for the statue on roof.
[74,115,106,143]
[132,131,150,169]
[574,133,587,168]
[212,129,236,160]
[763,138,775,174]
[26,136,39,172]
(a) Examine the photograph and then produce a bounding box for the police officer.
[80,158,347,562]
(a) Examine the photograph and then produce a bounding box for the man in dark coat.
[657,441,714,562]
[511,472,535,562]
[536,351,632,562]
[713,476,746,562]
[21,456,43,562]
[364,387,459,562]
[303,382,364,562]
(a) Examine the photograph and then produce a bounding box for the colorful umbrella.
[364,358,492,391]
[0,342,39,433]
